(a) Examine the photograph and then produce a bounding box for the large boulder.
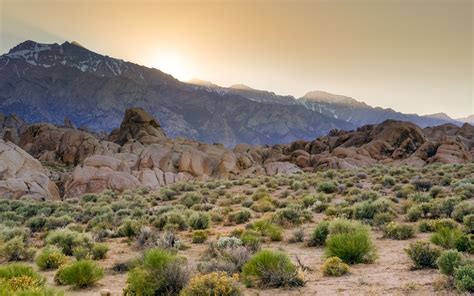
[0,140,60,200]
[108,108,167,145]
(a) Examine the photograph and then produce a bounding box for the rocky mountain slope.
[0,40,463,147]
[0,40,353,147]
[300,91,463,127]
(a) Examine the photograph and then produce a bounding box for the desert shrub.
[241,250,304,288]
[155,211,188,231]
[217,237,243,249]
[325,224,376,264]
[454,264,474,292]
[273,206,310,226]
[418,220,436,233]
[188,212,210,230]
[45,215,74,230]
[160,188,178,201]
[192,230,209,244]
[91,243,109,260]
[318,182,338,194]
[288,228,305,243]
[181,193,203,208]
[250,198,275,213]
[405,241,441,269]
[117,219,140,238]
[431,227,464,250]
[0,263,44,287]
[411,178,432,192]
[432,218,459,231]
[382,175,396,187]
[406,205,423,222]
[0,236,35,261]
[72,246,90,260]
[464,214,474,233]
[46,229,91,256]
[429,186,443,198]
[382,222,415,240]
[251,220,283,241]
[373,212,395,226]
[436,249,465,276]
[227,210,251,224]
[124,248,188,295]
[307,221,329,247]
[452,201,474,222]
[56,260,104,288]
[36,247,67,270]
[180,272,241,296]
[25,216,47,232]
[240,231,261,252]
[321,257,349,276]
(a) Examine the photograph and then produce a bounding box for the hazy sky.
[1,0,473,118]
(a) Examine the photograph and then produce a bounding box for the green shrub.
[181,193,202,208]
[382,222,415,240]
[160,188,178,201]
[307,221,329,247]
[405,241,441,269]
[325,225,376,264]
[431,227,464,249]
[452,202,474,222]
[406,205,422,222]
[72,246,90,260]
[418,220,435,233]
[25,216,47,232]
[192,230,209,244]
[318,182,338,194]
[273,206,309,226]
[188,212,210,230]
[240,231,261,252]
[36,247,67,270]
[0,263,44,285]
[436,249,465,276]
[228,210,251,224]
[217,237,243,249]
[117,219,140,238]
[321,257,349,276]
[180,272,241,296]
[91,243,109,260]
[124,248,188,295]
[454,264,474,292]
[288,228,305,243]
[251,220,283,242]
[241,250,304,288]
[464,214,474,233]
[0,263,51,293]
[155,211,188,231]
[0,236,35,261]
[46,229,91,256]
[56,260,104,288]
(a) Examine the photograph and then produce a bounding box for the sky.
[1,0,473,118]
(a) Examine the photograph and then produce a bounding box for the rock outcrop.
[0,140,60,200]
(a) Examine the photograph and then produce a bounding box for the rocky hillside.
[1,107,473,201]
[0,40,353,147]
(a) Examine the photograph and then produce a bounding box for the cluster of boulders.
[1,108,473,200]
[273,120,474,170]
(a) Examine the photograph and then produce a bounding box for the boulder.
[264,162,302,175]
[0,140,60,200]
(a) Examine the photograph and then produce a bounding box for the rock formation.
[0,140,60,200]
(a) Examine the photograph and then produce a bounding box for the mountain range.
[0,40,471,146]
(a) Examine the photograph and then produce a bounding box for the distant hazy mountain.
[0,40,354,146]
[458,114,474,124]
[300,90,461,127]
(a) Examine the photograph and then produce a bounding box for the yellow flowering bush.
[180,272,241,296]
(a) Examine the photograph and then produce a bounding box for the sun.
[153,53,193,82]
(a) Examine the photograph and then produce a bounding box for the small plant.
[56,260,104,288]
[288,228,305,243]
[46,229,91,256]
[382,222,415,240]
[217,237,243,249]
[91,243,109,260]
[405,241,441,269]
[180,272,241,296]
[430,227,464,250]
[453,263,474,292]
[192,230,209,244]
[0,236,35,261]
[228,210,251,224]
[436,249,465,276]
[188,212,211,230]
[36,247,68,270]
[321,257,349,276]
[318,182,338,194]
[251,220,283,242]
[307,221,329,247]
[325,225,376,264]
[241,250,304,288]
[124,248,188,295]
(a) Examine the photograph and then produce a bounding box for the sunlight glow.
[153,53,193,82]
